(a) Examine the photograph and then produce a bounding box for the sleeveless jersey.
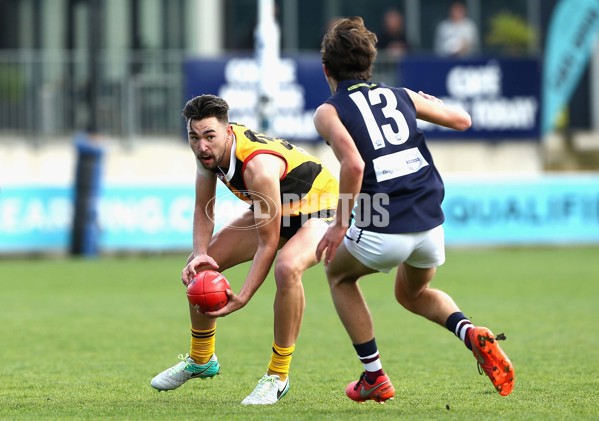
[200,123,338,217]
[325,80,445,233]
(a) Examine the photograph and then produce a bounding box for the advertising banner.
[400,57,541,140]
[542,0,599,134]
[0,187,73,252]
[2,176,598,253]
[183,55,330,142]
[443,175,599,245]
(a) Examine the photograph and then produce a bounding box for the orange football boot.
[345,372,395,403]
[469,327,515,396]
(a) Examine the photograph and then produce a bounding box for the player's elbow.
[454,113,472,131]
[345,158,365,178]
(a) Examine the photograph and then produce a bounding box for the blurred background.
[1,0,598,256]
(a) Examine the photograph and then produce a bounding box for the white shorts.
[343,224,446,273]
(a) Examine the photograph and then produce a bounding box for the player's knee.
[394,287,408,306]
[273,258,303,288]
[394,283,420,310]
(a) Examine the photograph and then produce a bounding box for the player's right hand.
[203,289,244,318]
[181,254,219,286]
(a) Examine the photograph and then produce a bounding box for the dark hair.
[182,94,229,123]
[320,16,377,82]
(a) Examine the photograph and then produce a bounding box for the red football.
[187,270,230,312]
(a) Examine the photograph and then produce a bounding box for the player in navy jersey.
[314,17,515,402]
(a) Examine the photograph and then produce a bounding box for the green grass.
[1,246,598,420]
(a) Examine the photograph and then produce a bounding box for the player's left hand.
[202,289,244,318]
[181,254,219,286]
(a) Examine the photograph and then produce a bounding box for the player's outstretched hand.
[181,254,219,286]
[203,289,244,318]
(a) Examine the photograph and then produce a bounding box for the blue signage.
[400,57,541,140]
[98,185,248,250]
[0,186,73,252]
[183,55,330,142]
[2,176,598,253]
[443,175,599,245]
[543,0,599,134]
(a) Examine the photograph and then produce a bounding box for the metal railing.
[0,50,398,146]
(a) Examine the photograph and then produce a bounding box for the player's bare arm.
[182,168,219,285]
[205,153,284,317]
[313,104,365,265]
[406,88,472,131]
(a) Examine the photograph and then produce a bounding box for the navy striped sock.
[446,312,473,350]
[353,338,384,383]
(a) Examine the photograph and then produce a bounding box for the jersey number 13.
[349,87,410,150]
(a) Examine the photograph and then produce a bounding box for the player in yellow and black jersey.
[214,123,338,237]
[150,94,339,405]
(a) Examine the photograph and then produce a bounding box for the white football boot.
[241,374,290,405]
[150,354,220,391]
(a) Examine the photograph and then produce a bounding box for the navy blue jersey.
[325,80,445,233]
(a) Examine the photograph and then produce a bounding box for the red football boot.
[469,327,515,396]
[345,372,395,403]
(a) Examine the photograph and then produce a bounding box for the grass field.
[1,246,598,420]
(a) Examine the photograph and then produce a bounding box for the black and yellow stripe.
[190,326,216,364]
[218,124,339,217]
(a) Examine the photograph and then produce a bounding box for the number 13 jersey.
[325,80,445,234]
